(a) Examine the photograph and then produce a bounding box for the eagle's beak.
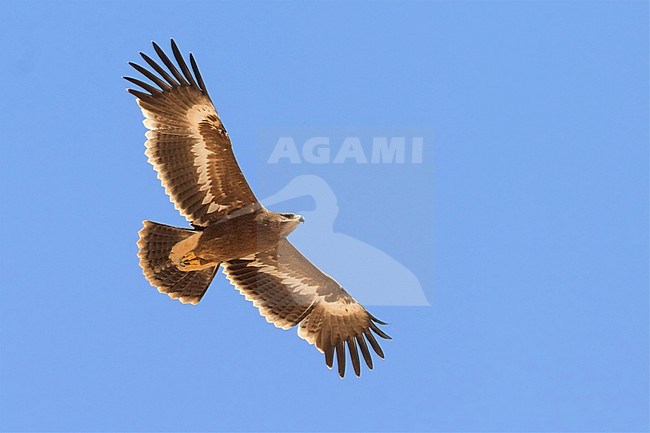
[299,216,305,223]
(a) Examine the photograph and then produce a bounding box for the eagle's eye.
[182,260,191,266]
[281,213,294,219]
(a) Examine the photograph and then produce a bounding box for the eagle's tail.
[137,220,219,305]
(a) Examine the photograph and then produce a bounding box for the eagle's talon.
[179,252,202,268]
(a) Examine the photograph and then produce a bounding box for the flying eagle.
[125,39,390,378]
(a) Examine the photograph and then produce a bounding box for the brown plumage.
[126,39,390,378]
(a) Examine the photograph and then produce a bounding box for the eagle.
[125,39,390,378]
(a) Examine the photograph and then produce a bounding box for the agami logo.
[267,136,424,164]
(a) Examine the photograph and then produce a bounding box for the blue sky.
[1,1,648,432]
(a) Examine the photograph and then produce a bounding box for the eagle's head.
[280,213,305,223]
[273,212,305,236]
[255,210,304,238]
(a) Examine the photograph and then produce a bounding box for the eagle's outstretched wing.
[125,39,259,227]
[223,239,391,378]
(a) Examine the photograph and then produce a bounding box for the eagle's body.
[170,209,304,271]
[126,40,390,378]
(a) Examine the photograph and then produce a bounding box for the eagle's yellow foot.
[179,252,204,269]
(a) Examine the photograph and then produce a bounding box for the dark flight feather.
[364,330,385,359]
[123,76,160,95]
[189,53,208,96]
[336,341,346,378]
[140,51,178,87]
[170,39,199,88]
[126,88,154,104]
[129,61,171,90]
[356,334,373,370]
[347,337,361,377]
[152,40,187,86]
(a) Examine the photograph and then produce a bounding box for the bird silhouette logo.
[263,175,429,306]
